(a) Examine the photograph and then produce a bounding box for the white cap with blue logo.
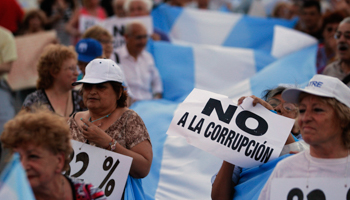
[282,74,350,108]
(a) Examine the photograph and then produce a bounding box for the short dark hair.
[110,81,128,108]
[322,11,345,31]
[301,0,321,13]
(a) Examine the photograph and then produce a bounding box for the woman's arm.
[79,114,153,179]
[65,8,80,37]
[211,161,236,200]
[114,140,152,178]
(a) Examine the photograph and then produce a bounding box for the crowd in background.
[2,0,350,199]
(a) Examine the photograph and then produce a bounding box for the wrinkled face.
[268,94,298,119]
[300,6,321,30]
[114,0,126,17]
[323,23,339,50]
[128,0,149,17]
[335,22,350,61]
[83,82,118,111]
[125,24,148,56]
[53,58,78,90]
[298,95,343,147]
[16,144,64,192]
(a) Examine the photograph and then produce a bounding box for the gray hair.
[124,21,147,35]
[124,0,153,13]
[340,17,350,25]
[262,86,288,101]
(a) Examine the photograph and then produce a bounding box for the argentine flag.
[132,25,318,199]
[152,4,298,51]
[0,153,35,200]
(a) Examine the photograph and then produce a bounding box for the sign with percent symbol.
[270,178,350,199]
[64,140,133,200]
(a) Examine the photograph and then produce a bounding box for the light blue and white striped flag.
[132,25,318,199]
[152,4,298,51]
[0,153,35,200]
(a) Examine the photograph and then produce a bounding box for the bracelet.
[106,138,114,150]
[110,140,117,151]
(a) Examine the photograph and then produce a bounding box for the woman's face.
[298,95,343,147]
[99,35,113,59]
[16,144,64,191]
[83,82,118,111]
[268,94,298,119]
[53,58,78,90]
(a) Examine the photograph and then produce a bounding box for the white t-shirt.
[113,45,163,101]
[258,149,350,200]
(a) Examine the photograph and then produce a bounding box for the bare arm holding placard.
[211,86,301,198]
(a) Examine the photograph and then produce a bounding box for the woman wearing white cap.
[258,74,350,200]
[68,59,152,181]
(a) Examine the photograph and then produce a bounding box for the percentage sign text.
[99,157,120,197]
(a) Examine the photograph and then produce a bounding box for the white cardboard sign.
[79,15,105,34]
[103,16,153,49]
[271,178,350,199]
[65,140,133,200]
[166,88,294,168]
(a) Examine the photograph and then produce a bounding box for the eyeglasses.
[267,98,297,113]
[65,65,78,72]
[334,31,350,40]
[326,26,336,33]
[99,39,114,45]
[131,34,148,40]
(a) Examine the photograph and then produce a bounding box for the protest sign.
[65,140,132,200]
[79,15,105,34]
[103,16,153,49]
[271,178,350,199]
[6,31,57,90]
[166,88,294,168]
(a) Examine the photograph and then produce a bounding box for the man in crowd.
[124,0,170,41]
[295,0,323,42]
[323,17,350,86]
[114,21,163,104]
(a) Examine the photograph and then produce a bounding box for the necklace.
[306,149,350,188]
[89,109,116,123]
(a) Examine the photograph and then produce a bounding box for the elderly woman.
[212,86,308,200]
[23,44,84,118]
[82,25,114,59]
[258,74,350,199]
[68,58,152,181]
[0,108,106,200]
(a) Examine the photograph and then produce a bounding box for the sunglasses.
[267,98,297,113]
[334,31,350,40]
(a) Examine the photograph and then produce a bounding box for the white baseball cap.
[282,74,350,108]
[73,58,124,86]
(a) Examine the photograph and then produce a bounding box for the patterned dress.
[23,89,85,116]
[68,109,151,149]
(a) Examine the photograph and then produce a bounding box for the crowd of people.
[1,0,350,199]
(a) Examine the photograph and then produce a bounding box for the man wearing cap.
[113,21,163,103]
[323,17,350,86]
[75,38,103,80]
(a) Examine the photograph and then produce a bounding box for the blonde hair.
[1,108,73,171]
[82,25,113,41]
